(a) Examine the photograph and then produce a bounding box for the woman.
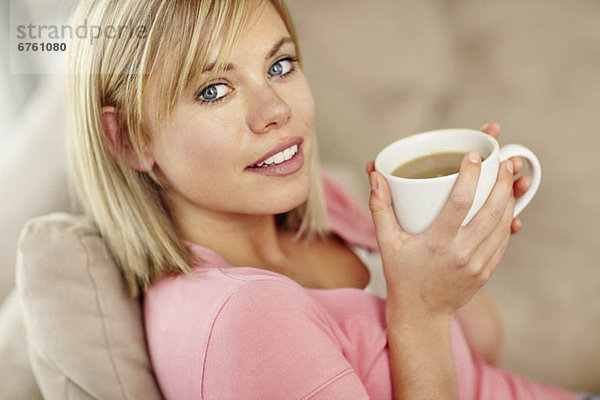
[66,0,595,399]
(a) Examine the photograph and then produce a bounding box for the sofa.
[1,0,599,398]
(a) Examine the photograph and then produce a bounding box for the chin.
[260,182,310,215]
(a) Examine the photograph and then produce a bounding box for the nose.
[246,84,292,134]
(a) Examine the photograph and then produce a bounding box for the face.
[143,2,315,220]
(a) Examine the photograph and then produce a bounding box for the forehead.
[244,1,288,37]
[207,1,290,63]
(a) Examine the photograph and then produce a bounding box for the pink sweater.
[143,169,578,400]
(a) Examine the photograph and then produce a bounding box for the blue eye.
[269,57,298,76]
[196,56,299,105]
[198,84,230,103]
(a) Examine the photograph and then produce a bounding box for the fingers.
[480,122,501,139]
[510,157,523,175]
[365,160,375,174]
[368,171,408,248]
[506,157,531,199]
[479,124,530,199]
[513,176,531,199]
[465,194,514,278]
[480,230,511,284]
[430,151,482,236]
[510,217,522,234]
[461,160,515,249]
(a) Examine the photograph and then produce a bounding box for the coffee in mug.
[391,151,487,179]
[374,129,542,234]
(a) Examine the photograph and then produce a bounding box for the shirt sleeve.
[201,278,371,400]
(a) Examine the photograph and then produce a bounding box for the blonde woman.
[66,0,594,399]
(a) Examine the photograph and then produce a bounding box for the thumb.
[368,171,406,245]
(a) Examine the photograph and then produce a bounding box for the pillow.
[0,289,43,400]
[15,213,164,400]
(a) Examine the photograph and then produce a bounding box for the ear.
[101,106,155,172]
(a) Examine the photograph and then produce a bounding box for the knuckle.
[497,166,512,186]
[485,205,504,222]
[479,268,492,284]
[426,238,446,256]
[502,160,513,176]
[368,198,383,214]
[465,262,481,278]
[377,231,405,256]
[451,196,472,214]
[503,206,515,227]
[501,210,512,227]
[503,223,512,238]
[378,238,396,256]
[453,248,471,269]
[382,233,402,251]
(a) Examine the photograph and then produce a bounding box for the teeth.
[252,144,298,168]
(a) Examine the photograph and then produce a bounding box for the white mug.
[374,129,542,234]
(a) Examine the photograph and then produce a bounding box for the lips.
[247,136,304,167]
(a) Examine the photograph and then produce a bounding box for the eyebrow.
[201,37,295,74]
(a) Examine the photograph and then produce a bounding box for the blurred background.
[287,0,600,392]
[1,0,599,396]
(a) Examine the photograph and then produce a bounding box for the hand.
[479,121,531,234]
[365,149,516,319]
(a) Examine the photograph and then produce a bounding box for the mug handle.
[499,144,542,217]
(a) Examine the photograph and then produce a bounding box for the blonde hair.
[66,0,329,298]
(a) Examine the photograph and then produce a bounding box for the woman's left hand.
[479,121,531,234]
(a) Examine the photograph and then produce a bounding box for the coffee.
[391,151,485,179]
[375,129,540,233]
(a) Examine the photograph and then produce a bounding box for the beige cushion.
[0,289,43,400]
[16,213,163,400]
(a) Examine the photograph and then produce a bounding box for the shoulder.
[210,278,333,336]
[143,270,330,350]
[143,273,319,397]
[143,268,314,330]
[144,275,363,399]
[202,278,367,399]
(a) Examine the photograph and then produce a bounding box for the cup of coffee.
[374,129,541,234]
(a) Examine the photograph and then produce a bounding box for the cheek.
[292,76,316,129]
[154,120,237,201]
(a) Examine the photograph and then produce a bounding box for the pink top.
[143,169,578,400]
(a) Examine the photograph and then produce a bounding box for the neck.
[171,199,296,270]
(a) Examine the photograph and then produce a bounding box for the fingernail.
[370,172,378,191]
[480,122,491,131]
[506,160,514,173]
[515,157,523,169]
[468,151,481,163]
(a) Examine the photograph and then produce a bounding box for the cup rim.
[374,128,499,183]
